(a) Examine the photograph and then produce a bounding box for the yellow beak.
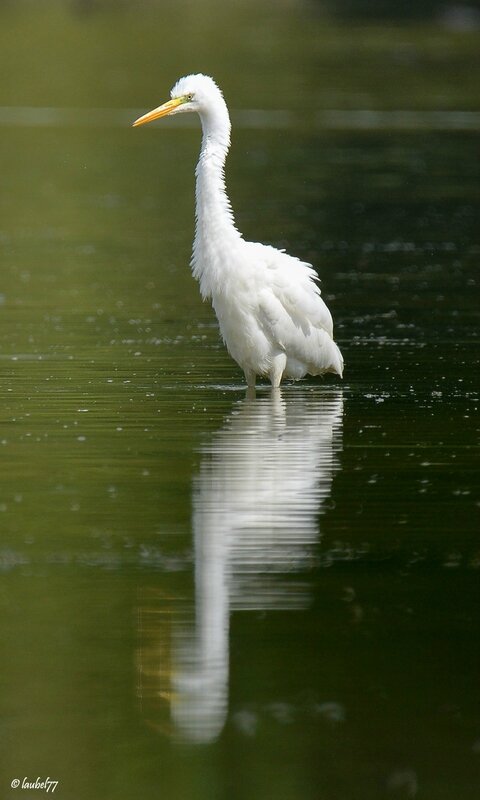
[132,97,184,127]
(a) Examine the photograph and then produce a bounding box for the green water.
[1,3,479,799]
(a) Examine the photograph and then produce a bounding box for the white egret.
[133,74,343,388]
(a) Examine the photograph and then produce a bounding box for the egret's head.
[132,74,225,127]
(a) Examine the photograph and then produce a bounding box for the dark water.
[1,120,478,799]
[1,6,480,797]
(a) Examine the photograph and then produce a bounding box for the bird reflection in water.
[136,388,343,742]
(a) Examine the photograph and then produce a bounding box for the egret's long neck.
[191,104,241,299]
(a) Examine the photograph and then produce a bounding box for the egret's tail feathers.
[328,340,344,378]
[307,336,344,379]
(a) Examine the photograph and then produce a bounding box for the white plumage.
[133,73,343,388]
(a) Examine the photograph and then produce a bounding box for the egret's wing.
[253,246,343,376]
[257,286,342,377]
[262,247,334,337]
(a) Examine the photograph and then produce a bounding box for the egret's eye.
[185,93,194,102]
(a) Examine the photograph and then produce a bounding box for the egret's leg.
[244,368,256,388]
[269,353,287,389]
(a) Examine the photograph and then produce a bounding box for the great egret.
[133,74,343,388]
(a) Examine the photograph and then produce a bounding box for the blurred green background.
[0,0,479,111]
